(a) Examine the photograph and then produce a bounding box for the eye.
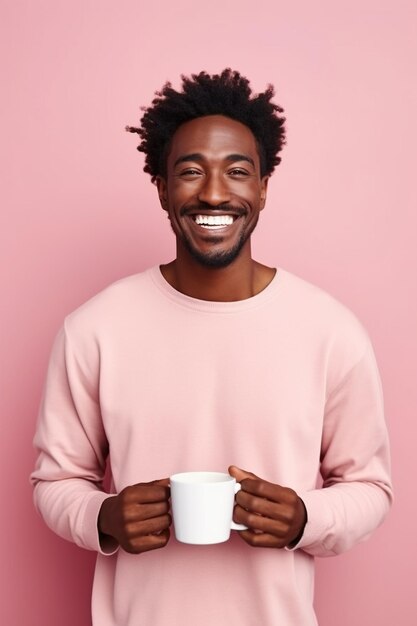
[228,168,249,177]
[178,168,203,178]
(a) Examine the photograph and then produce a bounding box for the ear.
[156,176,168,211]
[259,176,269,210]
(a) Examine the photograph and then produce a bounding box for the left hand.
[229,466,307,549]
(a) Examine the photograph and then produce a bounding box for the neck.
[160,244,276,302]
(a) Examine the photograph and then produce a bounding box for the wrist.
[287,497,308,548]
[98,495,117,538]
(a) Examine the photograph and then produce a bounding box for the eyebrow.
[173,153,255,168]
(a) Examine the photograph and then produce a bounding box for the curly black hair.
[126,69,286,183]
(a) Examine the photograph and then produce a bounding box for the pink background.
[1,1,416,624]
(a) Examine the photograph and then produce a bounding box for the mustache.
[181,202,246,217]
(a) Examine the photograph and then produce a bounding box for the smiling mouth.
[192,214,236,229]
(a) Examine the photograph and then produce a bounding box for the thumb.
[228,465,259,482]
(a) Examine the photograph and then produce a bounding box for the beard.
[181,231,247,268]
[179,216,259,268]
[170,202,258,268]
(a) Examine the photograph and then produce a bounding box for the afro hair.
[126,68,286,183]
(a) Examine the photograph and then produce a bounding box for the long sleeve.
[31,323,115,554]
[295,339,393,556]
[29,267,394,626]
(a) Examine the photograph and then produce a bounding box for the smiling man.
[31,70,392,626]
[158,115,268,268]
[156,113,274,302]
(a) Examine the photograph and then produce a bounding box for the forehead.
[167,115,260,166]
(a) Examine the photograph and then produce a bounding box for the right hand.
[98,478,171,554]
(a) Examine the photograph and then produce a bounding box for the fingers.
[118,483,172,552]
[239,477,298,506]
[122,483,170,505]
[124,528,171,554]
[235,488,297,523]
[228,465,258,482]
[235,529,287,549]
[100,480,172,554]
[234,503,289,536]
[230,471,307,549]
[152,478,170,487]
[124,513,172,539]
[120,512,172,554]
[234,496,300,549]
[124,500,170,522]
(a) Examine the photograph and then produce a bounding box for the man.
[31,69,392,626]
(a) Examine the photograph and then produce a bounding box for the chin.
[181,229,250,269]
[187,243,245,269]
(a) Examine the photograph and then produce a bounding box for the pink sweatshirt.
[31,266,392,626]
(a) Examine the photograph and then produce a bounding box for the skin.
[229,466,307,549]
[98,479,171,554]
[98,114,307,554]
[156,115,274,302]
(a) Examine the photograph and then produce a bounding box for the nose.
[197,173,231,206]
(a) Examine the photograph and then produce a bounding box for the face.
[157,115,269,268]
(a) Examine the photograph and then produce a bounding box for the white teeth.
[194,215,234,226]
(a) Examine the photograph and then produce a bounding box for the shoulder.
[278,269,373,364]
[279,269,365,327]
[63,267,156,339]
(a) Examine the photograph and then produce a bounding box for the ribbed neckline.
[147,265,284,314]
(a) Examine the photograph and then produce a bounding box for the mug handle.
[230,482,248,531]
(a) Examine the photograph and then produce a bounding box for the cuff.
[285,489,332,552]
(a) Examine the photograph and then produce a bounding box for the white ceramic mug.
[170,471,248,545]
